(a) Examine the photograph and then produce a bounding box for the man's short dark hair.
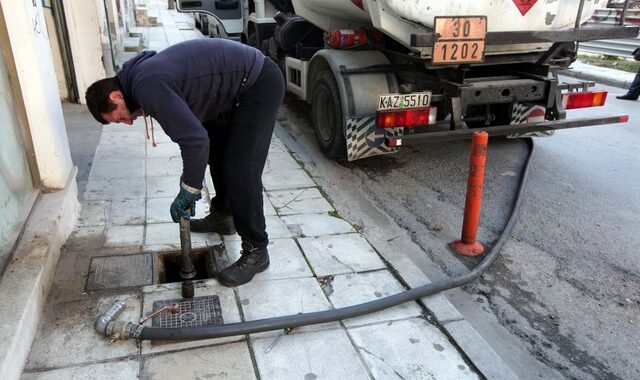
[85,77,121,124]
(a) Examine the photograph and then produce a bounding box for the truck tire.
[201,17,209,36]
[311,70,347,159]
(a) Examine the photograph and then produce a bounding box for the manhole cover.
[152,295,224,328]
[87,253,153,291]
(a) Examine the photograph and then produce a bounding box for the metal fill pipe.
[179,216,196,280]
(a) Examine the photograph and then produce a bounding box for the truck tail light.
[377,107,437,129]
[562,91,607,110]
[326,28,384,49]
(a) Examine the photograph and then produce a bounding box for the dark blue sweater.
[116,39,265,189]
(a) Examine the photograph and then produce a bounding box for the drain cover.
[152,295,224,328]
[87,253,153,291]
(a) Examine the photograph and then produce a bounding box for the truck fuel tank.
[293,0,601,32]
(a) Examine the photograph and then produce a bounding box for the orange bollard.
[450,131,488,256]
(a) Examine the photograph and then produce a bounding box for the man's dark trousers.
[203,58,285,250]
[629,69,640,97]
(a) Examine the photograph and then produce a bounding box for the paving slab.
[238,277,334,338]
[22,360,139,380]
[298,233,385,276]
[88,158,145,181]
[63,226,105,252]
[262,193,277,216]
[103,123,144,133]
[268,138,288,153]
[262,169,316,191]
[47,250,93,304]
[265,151,302,172]
[147,176,180,199]
[267,187,334,216]
[146,157,182,177]
[252,328,370,380]
[442,319,518,380]
[141,342,255,379]
[104,225,144,247]
[225,237,313,281]
[282,213,355,237]
[85,178,146,201]
[99,130,146,145]
[327,271,423,327]
[77,201,108,227]
[146,130,173,144]
[145,222,222,247]
[25,294,141,370]
[146,142,181,158]
[223,215,293,241]
[349,318,479,380]
[146,197,174,224]
[94,143,145,161]
[147,197,210,224]
[140,280,243,354]
[109,199,146,225]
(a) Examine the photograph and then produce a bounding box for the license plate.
[432,16,487,64]
[378,92,432,111]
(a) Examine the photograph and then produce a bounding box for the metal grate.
[87,254,153,291]
[152,295,224,328]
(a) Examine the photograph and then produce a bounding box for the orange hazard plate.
[432,16,487,64]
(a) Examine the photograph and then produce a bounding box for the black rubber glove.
[170,182,201,222]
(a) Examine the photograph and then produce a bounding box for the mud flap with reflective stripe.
[346,116,404,161]
[508,102,553,138]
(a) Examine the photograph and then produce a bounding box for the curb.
[559,62,637,90]
[560,68,631,89]
[0,171,79,380]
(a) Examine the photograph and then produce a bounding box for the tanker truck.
[176,0,638,160]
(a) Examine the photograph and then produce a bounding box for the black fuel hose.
[139,139,535,341]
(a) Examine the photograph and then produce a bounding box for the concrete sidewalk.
[21,3,485,380]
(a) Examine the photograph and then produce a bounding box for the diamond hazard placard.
[512,0,538,16]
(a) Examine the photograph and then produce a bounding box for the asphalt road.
[276,79,639,380]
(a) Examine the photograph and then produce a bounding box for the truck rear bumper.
[387,115,629,146]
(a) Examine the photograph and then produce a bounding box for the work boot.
[616,93,639,101]
[190,209,236,234]
[218,242,269,287]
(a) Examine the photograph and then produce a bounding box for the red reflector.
[562,91,608,110]
[351,0,365,10]
[619,115,629,123]
[377,107,437,129]
[386,138,402,147]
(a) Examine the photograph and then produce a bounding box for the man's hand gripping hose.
[95,139,535,343]
[170,181,201,222]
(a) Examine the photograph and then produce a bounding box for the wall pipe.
[98,139,536,342]
[51,0,79,102]
[102,0,118,73]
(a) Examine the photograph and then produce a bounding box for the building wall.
[0,29,35,269]
[0,0,74,189]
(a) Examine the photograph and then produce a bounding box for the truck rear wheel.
[311,70,347,159]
